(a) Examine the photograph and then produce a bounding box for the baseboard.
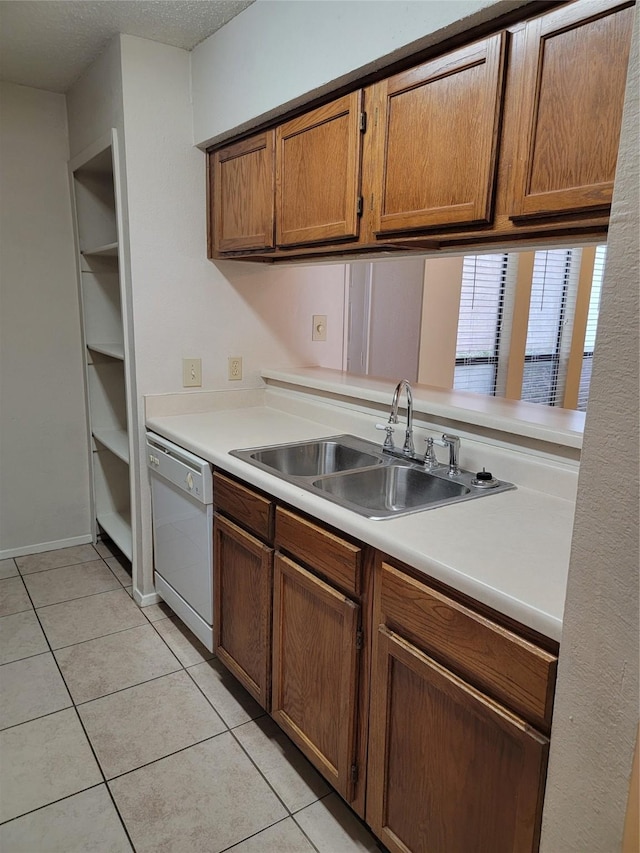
[0,533,94,561]
[133,588,161,607]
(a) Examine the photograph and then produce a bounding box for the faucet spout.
[389,379,414,456]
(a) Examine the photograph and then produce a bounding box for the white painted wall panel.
[191,0,521,146]
[65,38,124,159]
[0,82,91,555]
[118,33,346,595]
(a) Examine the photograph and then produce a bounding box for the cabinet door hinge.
[359,111,367,133]
[355,628,364,650]
[350,763,359,784]
[356,197,364,218]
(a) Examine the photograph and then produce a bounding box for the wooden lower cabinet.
[211,470,556,850]
[271,553,361,801]
[213,513,273,708]
[367,627,549,853]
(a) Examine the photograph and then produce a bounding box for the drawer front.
[379,562,557,732]
[276,507,362,597]
[213,472,274,542]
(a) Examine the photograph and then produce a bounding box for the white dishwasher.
[146,432,214,650]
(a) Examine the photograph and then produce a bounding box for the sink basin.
[311,464,470,519]
[230,435,384,477]
[230,434,514,519]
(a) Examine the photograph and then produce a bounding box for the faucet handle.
[375,423,395,451]
[423,437,439,470]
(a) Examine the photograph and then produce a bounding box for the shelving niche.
[71,131,135,569]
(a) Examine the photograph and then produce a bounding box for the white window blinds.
[521,249,575,407]
[454,254,507,395]
[577,244,607,411]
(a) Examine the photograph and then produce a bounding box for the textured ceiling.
[0,0,255,93]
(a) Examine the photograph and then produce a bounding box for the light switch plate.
[183,358,202,387]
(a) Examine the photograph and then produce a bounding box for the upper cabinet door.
[210,131,275,254]
[510,0,634,219]
[275,92,364,247]
[371,33,506,236]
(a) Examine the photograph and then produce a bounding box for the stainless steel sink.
[230,435,385,477]
[230,434,515,519]
[311,464,470,519]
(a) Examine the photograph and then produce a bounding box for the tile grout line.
[0,783,106,829]
[144,619,329,850]
[217,811,323,853]
[28,570,133,611]
[3,545,354,852]
[2,560,139,852]
[14,544,102,576]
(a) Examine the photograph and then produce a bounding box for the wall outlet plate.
[228,356,242,381]
[183,358,202,387]
[312,314,327,341]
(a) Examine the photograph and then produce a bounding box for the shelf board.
[82,241,118,257]
[93,428,129,463]
[87,342,125,360]
[97,510,132,560]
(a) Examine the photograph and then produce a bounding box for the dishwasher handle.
[146,432,213,504]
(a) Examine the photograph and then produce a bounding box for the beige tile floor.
[0,543,384,853]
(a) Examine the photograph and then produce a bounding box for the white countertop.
[146,402,573,642]
[262,366,585,449]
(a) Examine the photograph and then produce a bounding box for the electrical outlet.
[182,358,202,387]
[312,314,327,341]
[228,356,242,381]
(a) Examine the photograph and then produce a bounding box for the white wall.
[540,6,639,849]
[419,256,464,387]
[0,82,91,557]
[65,38,124,159]
[191,0,523,146]
[116,34,346,595]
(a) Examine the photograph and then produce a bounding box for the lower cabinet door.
[271,553,361,801]
[213,513,273,709]
[367,626,549,853]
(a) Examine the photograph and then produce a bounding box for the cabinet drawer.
[213,472,274,542]
[276,507,362,597]
[379,562,557,732]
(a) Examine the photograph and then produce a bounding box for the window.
[577,244,606,412]
[521,249,574,407]
[452,245,606,410]
[454,254,507,395]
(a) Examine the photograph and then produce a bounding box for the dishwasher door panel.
[150,474,213,624]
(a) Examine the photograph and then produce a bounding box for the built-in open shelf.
[87,342,125,360]
[82,241,118,257]
[92,428,129,463]
[97,510,132,560]
[72,132,136,585]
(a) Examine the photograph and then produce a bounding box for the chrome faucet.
[434,433,461,476]
[388,379,415,456]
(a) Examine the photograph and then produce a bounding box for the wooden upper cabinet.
[371,32,506,235]
[210,131,275,254]
[275,91,364,247]
[510,0,634,219]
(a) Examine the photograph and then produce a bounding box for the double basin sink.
[230,434,514,519]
